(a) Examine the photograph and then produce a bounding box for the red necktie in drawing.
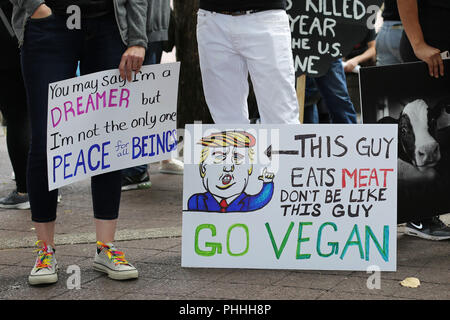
[219,199,228,213]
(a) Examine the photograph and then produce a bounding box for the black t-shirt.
[346,28,377,63]
[382,0,400,21]
[199,0,286,12]
[46,0,114,18]
[418,0,450,51]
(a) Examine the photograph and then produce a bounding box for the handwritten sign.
[287,0,382,77]
[182,124,397,271]
[46,62,180,190]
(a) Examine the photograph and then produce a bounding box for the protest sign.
[360,60,450,223]
[287,0,382,77]
[182,124,397,271]
[46,62,180,191]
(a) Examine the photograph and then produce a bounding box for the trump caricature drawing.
[187,131,275,213]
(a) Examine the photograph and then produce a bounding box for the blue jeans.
[122,41,164,177]
[304,78,320,123]
[21,13,126,222]
[304,59,357,124]
[376,21,403,66]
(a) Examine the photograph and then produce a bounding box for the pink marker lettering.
[119,88,130,108]
[51,107,62,128]
[108,88,118,107]
[64,101,75,121]
[76,96,84,116]
[96,91,106,109]
[86,94,95,113]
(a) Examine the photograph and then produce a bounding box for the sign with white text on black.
[182,124,398,271]
[287,0,382,77]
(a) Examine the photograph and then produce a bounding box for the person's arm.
[9,1,52,19]
[119,0,148,81]
[397,0,444,78]
[344,40,376,72]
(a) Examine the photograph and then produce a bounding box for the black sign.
[287,0,383,77]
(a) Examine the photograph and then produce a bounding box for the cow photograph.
[360,60,450,223]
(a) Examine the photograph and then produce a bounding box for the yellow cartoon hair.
[199,131,256,177]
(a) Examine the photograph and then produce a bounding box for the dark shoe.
[0,190,30,210]
[121,171,151,191]
[404,217,450,241]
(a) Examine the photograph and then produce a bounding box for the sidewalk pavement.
[0,131,449,301]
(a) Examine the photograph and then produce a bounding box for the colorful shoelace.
[34,240,54,270]
[97,241,129,266]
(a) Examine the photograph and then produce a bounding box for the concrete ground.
[0,124,449,301]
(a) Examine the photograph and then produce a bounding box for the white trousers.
[197,9,300,125]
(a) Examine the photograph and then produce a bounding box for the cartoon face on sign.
[188,131,275,213]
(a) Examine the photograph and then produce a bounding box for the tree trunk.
[173,0,258,129]
[173,0,211,128]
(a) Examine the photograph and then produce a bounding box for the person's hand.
[31,4,52,19]
[344,58,358,73]
[119,46,146,81]
[413,42,444,78]
[258,168,275,183]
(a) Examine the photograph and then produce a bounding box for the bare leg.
[95,219,117,243]
[34,221,56,247]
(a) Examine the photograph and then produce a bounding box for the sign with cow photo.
[181,124,398,271]
[360,60,450,223]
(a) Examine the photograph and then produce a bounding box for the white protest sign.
[182,124,397,271]
[47,62,180,191]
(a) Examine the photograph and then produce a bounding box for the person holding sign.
[121,0,172,191]
[121,0,183,192]
[10,0,148,285]
[397,0,450,240]
[343,27,377,114]
[398,0,448,78]
[196,0,300,124]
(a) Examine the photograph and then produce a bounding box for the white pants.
[197,9,300,124]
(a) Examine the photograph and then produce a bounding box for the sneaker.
[159,159,184,175]
[404,217,450,241]
[121,171,151,191]
[93,241,138,280]
[29,241,58,285]
[0,190,30,210]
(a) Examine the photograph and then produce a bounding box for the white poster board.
[46,62,180,190]
[182,124,397,271]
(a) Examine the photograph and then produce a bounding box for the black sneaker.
[0,190,30,210]
[121,171,152,191]
[404,217,450,241]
